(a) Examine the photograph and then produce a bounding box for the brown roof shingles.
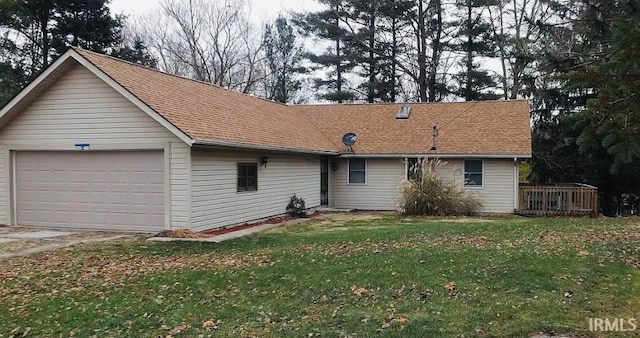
[296,101,532,155]
[75,48,337,153]
[73,48,531,156]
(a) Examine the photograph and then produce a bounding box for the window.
[464,160,483,187]
[348,158,366,184]
[406,158,422,180]
[237,163,258,192]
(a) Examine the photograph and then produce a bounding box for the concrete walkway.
[148,217,311,243]
[0,227,133,259]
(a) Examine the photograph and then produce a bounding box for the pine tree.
[451,0,500,101]
[296,0,356,103]
[262,15,304,103]
[378,0,414,102]
[52,0,123,54]
[111,36,157,68]
[342,0,386,103]
[0,0,56,71]
[0,0,124,105]
[532,0,640,215]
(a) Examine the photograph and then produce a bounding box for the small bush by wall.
[398,158,481,216]
[286,194,307,217]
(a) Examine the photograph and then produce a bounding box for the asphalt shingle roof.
[74,48,532,156]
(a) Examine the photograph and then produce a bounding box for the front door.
[320,157,329,206]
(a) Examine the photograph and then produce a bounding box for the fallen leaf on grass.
[443,281,456,291]
[202,320,215,328]
[351,286,369,296]
[391,316,409,324]
[171,324,190,334]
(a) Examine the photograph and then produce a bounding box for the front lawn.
[0,215,638,337]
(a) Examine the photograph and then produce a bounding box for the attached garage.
[14,151,165,232]
[0,50,193,232]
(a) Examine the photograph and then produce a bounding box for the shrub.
[397,158,481,216]
[286,194,307,217]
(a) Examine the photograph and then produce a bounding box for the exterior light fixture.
[260,156,269,168]
[331,160,339,171]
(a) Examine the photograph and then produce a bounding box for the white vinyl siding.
[191,149,320,232]
[0,64,191,228]
[437,159,516,213]
[169,142,191,228]
[332,157,516,213]
[333,158,405,210]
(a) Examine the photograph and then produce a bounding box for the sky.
[110,0,322,21]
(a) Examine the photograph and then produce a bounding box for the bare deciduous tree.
[488,0,555,99]
[134,0,264,93]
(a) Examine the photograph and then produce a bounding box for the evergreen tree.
[0,0,123,105]
[533,0,640,215]
[111,36,157,68]
[52,0,123,54]
[451,0,501,101]
[262,15,304,103]
[342,0,386,103]
[341,0,414,103]
[295,0,356,103]
[0,0,56,72]
[0,61,28,106]
[378,0,414,102]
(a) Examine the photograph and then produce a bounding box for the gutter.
[192,140,531,159]
[192,139,340,156]
[337,153,533,159]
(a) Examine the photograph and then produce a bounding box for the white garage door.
[15,151,165,232]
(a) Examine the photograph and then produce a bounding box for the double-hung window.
[348,158,366,184]
[463,160,483,188]
[237,163,258,192]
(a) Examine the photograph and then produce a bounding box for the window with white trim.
[348,158,366,184]
[464,159,483,187]
[237,163,258,192]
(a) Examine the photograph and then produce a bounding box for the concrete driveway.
[0,226,133,259]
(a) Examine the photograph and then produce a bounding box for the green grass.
[0,215,638,337]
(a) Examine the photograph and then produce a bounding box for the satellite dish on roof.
[342,133,357,153]
[342,133,357,146]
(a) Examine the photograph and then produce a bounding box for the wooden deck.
[516,184,599,217]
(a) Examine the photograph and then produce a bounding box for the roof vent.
[396,106,411,119]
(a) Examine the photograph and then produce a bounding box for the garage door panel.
[15,151,165,232]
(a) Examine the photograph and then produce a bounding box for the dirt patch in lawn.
[0,232,133,257]
[156,214,317,238]
[439,218,498,223]
[268,213,389,234]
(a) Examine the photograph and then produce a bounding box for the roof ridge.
[70,46,290,108]
[296,99,529,107]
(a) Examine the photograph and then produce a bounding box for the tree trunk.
[465,0,473,101]
[417,0,428,102]
[39,3,51,68]
[391,17,398,102]
[367,3,376,103]
[336,4,343,104]
[427,0,442,102]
